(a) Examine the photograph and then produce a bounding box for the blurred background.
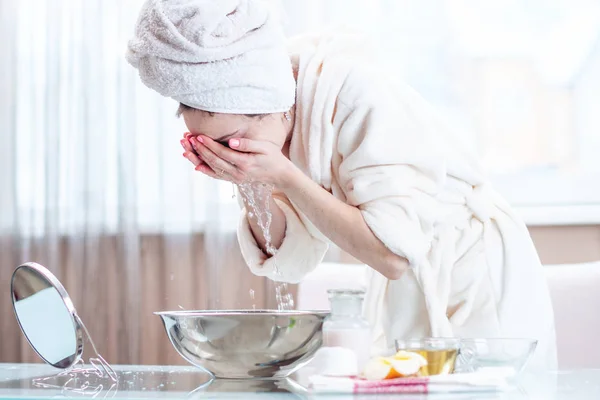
[1,0,600,366]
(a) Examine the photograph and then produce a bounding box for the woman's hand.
[181,134,294,187]
[181,133,289,255]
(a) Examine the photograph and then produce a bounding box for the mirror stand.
[11,262,118,397]
[28,304,118,398]
[34,315,118,385]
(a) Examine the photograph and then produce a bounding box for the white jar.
[322,289,371,372]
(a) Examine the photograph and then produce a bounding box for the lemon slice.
[363,357,402,380]
[362,351,428,381]
[388,351,428,376]
[391,350,428,364]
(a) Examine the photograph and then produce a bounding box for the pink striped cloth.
[309,373,509,394]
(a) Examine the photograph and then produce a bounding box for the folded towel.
[309,373,509,395]
[126,0,296,114]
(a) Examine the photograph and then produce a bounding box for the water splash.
[238,182,277,256]
[238,182,294,311]
[275,283,295,311]
[249,289,256,311]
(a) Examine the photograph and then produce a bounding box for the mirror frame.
[11,262,84,369]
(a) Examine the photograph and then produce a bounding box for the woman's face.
[182,110,291,149]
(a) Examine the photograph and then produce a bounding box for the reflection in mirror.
[11,263,81,369]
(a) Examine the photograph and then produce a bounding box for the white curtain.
[0,0,271,365]
[1,0,239,237]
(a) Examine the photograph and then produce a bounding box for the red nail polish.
[183,152,188,157]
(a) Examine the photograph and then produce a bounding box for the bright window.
[281,0,600,219]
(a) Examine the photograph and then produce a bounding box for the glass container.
[323,289,371,372]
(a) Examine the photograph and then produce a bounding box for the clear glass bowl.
[455,338,538,376]
[394,338,460,376]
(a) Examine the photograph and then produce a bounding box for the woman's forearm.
[278,166,408,280]
[241,191,286,256]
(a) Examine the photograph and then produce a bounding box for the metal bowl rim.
[154,309,330,317]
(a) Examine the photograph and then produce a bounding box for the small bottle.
[322,289,371,372]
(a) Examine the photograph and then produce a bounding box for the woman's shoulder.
[337,62,392,101]
[290,28,395,105]
[333,61,418,123]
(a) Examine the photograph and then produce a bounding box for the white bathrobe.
[237,31,557,370]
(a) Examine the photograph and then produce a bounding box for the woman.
[127,0,556,369]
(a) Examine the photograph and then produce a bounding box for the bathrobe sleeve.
[236,190,329,283]
[334,66,448,267]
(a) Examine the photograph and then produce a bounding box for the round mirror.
[11,262,83,369]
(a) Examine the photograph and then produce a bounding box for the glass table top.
[1,363,600,399]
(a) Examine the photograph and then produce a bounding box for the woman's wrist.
[274,158,304,192]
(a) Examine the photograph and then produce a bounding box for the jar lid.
[327,289,365,298]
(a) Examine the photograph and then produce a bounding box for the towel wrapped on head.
[126,0,296,114]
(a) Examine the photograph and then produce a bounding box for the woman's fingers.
[189,137,239,177]
[194,155,235,181]
[228,137,268,154]
[180,136,195,154]
[198,136,247,164]
[195,164,219,179]
[181,134,233,180]
[183,150,226,180]
[181,135,209,168]
[183,151,203,168]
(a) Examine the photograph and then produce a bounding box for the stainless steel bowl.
[156,310,329,379]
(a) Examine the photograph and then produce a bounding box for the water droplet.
[170,273,174,281]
